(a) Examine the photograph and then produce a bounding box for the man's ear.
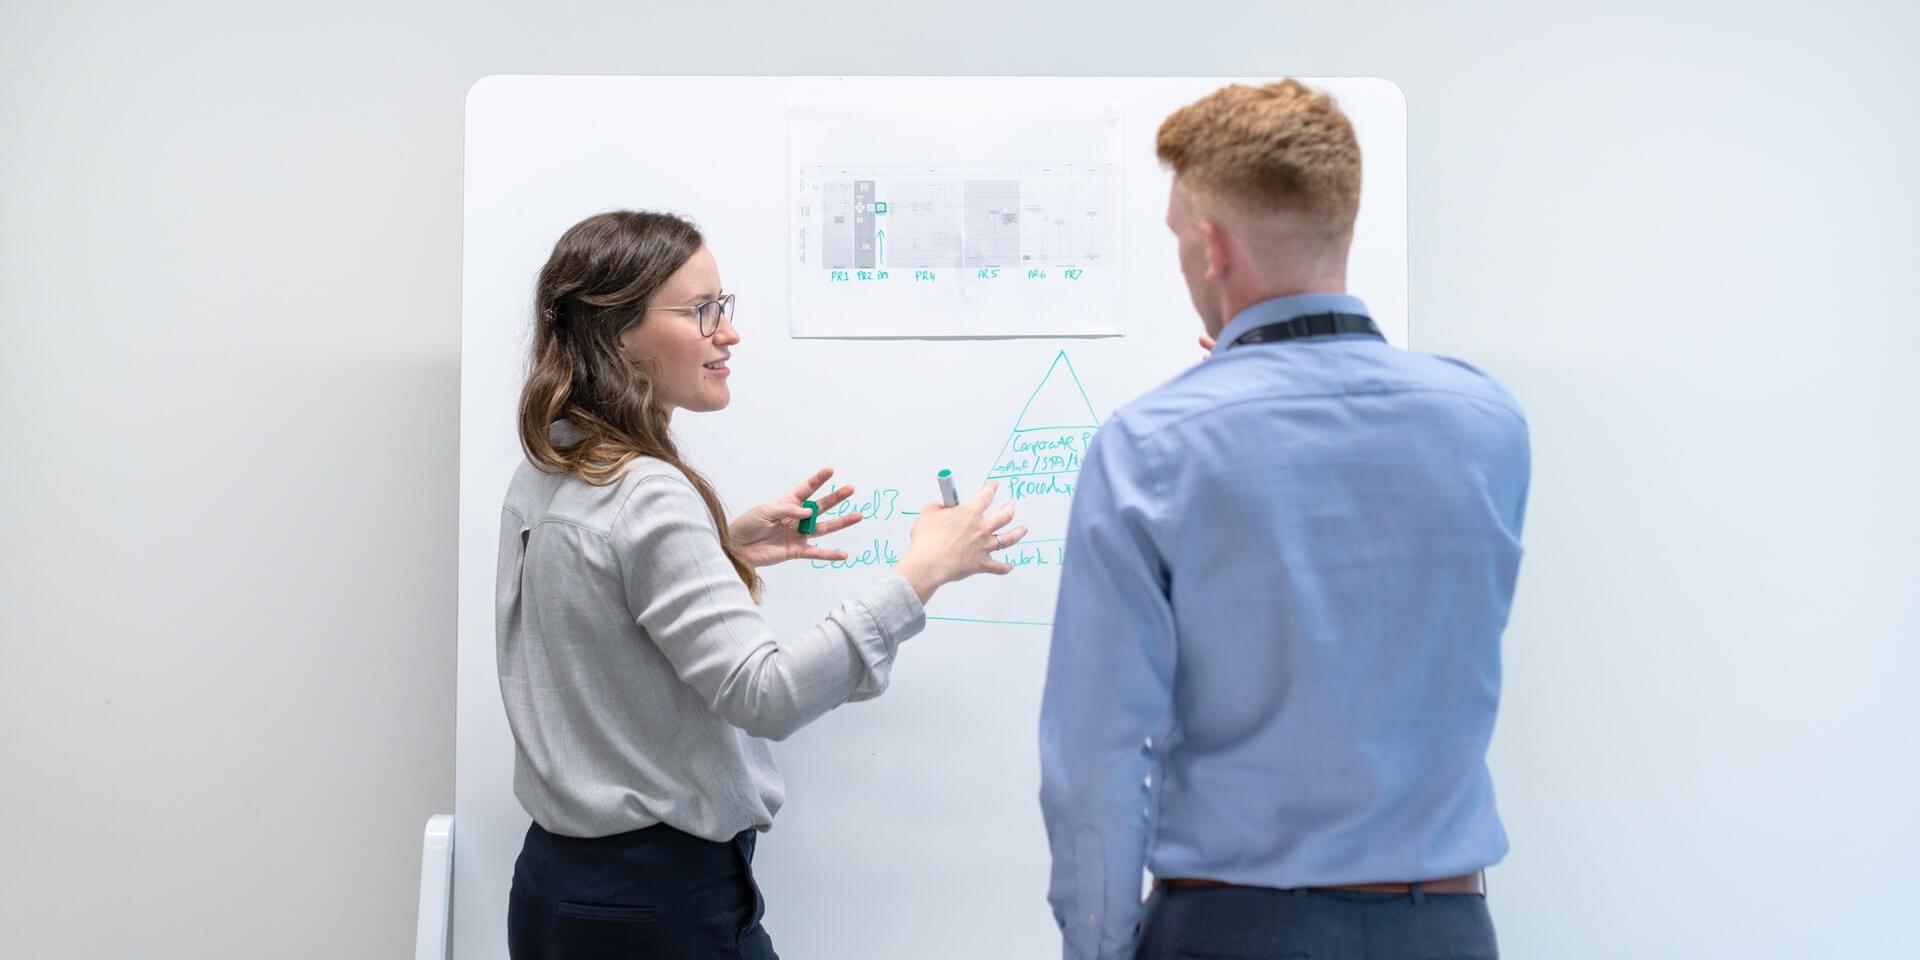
[1198,216,1232,282]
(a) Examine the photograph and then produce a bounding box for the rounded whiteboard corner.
[465,75,506,119]
[424,813,455,844]
[1358,75,1409,118]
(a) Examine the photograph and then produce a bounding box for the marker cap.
[936,469,959,507]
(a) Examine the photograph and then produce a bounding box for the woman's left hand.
[728,467,864,567]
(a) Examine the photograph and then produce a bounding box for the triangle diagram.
[924,351,1101,628]
[983,350,1101,497]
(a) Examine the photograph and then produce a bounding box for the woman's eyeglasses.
[646,292,736,337]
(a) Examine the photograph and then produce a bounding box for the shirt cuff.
[861,571,928,647]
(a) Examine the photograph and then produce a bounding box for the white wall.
[1,2,1913,958]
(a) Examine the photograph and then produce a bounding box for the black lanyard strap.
[1230,312,1382,348]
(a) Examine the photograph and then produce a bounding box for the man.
[1039,80,1529,960]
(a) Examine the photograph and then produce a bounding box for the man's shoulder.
[1395,351,1528,426]
[1097,348,1319,445]
[1105,342,1525,444]
[1102,357,1240,438]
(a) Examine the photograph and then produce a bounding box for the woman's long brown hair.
[517,210,758,598]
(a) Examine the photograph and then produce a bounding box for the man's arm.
[1039,422,1177,960]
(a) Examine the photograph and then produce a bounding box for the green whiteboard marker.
[798,500,819,535]
[937,469,959,507]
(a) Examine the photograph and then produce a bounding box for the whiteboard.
[458,76,1406,960]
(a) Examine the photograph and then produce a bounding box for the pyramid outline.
[982,350,1102,486]
[927,352,1100,629]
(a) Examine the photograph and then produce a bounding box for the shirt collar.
[1209,292,1372,358]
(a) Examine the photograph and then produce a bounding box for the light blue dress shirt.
[1039,293,1530,959]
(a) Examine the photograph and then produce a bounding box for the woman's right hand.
[894,481,1029,603]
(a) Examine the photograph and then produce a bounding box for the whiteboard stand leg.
[414,814,454,960]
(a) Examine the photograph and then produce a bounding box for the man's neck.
[1219,279,1349,329]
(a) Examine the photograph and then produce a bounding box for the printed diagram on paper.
[789,101,1125,338]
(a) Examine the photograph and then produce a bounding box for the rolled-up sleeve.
[615,473,926,741]
[1040,420,1177,960]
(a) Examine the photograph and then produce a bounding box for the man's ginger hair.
[1156,80,1362,249]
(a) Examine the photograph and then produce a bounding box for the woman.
[497,210,1026,959]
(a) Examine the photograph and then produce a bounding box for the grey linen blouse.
[496,422,926,840]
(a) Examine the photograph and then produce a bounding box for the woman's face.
[617,245,740,415]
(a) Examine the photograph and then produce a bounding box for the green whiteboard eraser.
[798,500,819,535]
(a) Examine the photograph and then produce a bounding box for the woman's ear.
[615,324,646,366]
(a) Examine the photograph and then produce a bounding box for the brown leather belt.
[1157,872,1484,896]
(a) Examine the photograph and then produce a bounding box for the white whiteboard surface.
[459,76,1405,960]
